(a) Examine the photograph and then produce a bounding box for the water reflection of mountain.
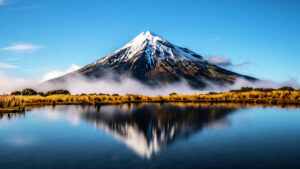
[81,103,238,158]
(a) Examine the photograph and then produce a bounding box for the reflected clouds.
[5,136,37,147]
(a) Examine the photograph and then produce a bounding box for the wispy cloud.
[0,43,43,52]
[0,62,17,69]
[41,64,81,82]
[199,37,221,43]
[235,61,252,68]
[7,57,20,61]
[205,56,232,67]
[0,0,41,9]
[6,6,42,10]
[204,56,252,69]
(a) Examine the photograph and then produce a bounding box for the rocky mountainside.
[51,31,255,88]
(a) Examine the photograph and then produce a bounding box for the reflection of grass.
[0,107,25,113]
[1,90,300,112]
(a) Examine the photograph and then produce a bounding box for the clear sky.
[0,0,299,83]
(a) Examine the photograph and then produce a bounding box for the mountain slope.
[51,31,256,88]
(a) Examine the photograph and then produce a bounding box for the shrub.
[38,92,45,96]
[241,87,253,92]
[11,90,21,95]
[45,90,70,96]
[98,93,110,96]
[21,88,37,95]
[278,86,295,91]
[230,87,253,92]
[132,96,142,101]
[169,93,177,96]
[254,88,274,92]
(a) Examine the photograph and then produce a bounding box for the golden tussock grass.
[1,90,300,112]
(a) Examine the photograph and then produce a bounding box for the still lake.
[1,103,300,169]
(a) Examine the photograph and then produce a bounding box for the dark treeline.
[11,89,71,96]
[229,86,297,93]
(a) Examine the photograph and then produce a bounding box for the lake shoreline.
[1,90,300,113]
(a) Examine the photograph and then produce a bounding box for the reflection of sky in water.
[207,119,232,131]
[1,104,300,169]
[1,104,238,158]
[5,136,37,146]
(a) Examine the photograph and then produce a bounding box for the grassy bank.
[1,90,300,112]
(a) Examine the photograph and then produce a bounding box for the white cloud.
[41,64,81,82]
[205,56,232,67]
[204,55,252,68]
[0,43,43,52]
[40,73,200,96]
[235,61,252,68]
[0,62,17,69]
[0,69,299,95]
[0,71,36,94]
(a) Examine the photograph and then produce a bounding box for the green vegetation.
[11,90,21,95]
[11,89,71,96]
[45,90,70,96]
[278,86,295,91]
[230,86,296,92]
[21,88,38,96]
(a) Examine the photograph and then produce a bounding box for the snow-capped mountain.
[95,31,203,66]
[52,31,255,88]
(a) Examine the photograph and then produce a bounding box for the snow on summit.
[98,31,204,66]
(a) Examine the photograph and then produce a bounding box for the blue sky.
[0,0,299,83]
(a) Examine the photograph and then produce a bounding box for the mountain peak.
[51,31,256,89]
[125,31,166,48]
[144,30,157,36]
[116,31,203,63]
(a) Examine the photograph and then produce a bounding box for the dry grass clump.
[0,96,25,112]
[1,88,300,112]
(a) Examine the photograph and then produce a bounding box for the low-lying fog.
[0,71,299,96]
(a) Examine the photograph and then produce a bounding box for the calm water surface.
[1,103,300,169]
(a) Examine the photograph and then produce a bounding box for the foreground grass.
[1,90,300,112]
